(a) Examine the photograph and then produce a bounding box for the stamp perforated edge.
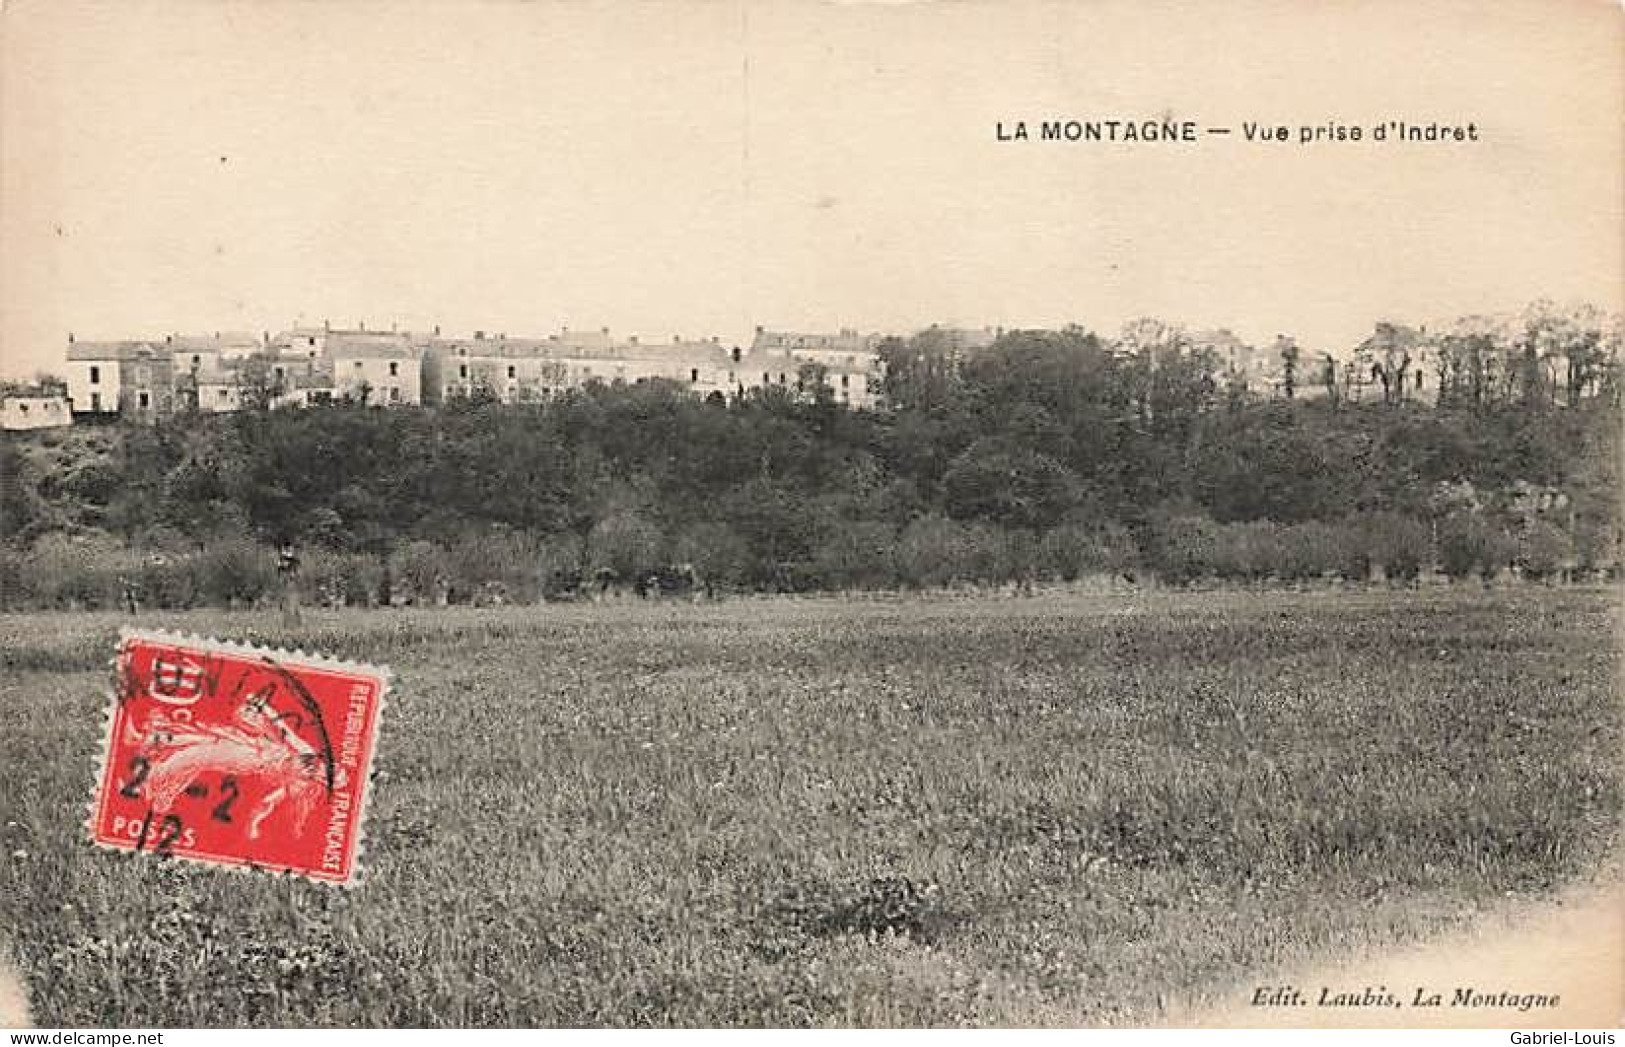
[84,626,392,888]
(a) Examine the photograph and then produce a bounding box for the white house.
[1,395,73,430]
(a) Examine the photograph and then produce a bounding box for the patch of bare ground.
[1170,869,1622,1028]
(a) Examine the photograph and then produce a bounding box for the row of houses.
[38,323,890,425]
[0,321,1467,430]
[13,315,1606,429]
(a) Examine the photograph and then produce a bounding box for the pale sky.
[1,0,1620,378]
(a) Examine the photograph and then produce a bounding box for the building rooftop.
[326,338,419,360]
[168,331,263,351]
[1,392,70,403]
[66,341,169,362]
[752,328,879,353]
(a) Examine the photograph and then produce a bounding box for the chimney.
[263,331,269,344]
[601,326,609,336]
[629,335,638,345]
[68,332,74,343]
[755,325,764,334]
[324,319,331,332]
[474,330,484,340]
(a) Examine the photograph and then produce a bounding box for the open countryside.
[0,586,1618,1026]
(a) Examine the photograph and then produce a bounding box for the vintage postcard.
[0,0,1619,1032]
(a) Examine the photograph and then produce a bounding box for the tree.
[1522,301,1621,408]
[1275,335,1300,400]
[1357,322,1420,405]
[941,438,1080,530]
[1439,514,1516,583]
[669,521,751,591]
[877,329,962,412]
[1359,512,1428,582]
[235,353,289,411]
[587,511,663,579]
[1519,519,1574,581]
[0,443,49,542]
[1320,353,1339,405]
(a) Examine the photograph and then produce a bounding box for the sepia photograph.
[0,0,1621,1032]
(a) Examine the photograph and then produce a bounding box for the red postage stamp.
[88,630,388,884]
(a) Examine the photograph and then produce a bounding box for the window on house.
[690,368,700,382]
[841,374,850,387]
[138,391,151,409]
[89,366,100,384]
[135,365,151,385]
[389,362,399,377]
[762,372,770,384]
[191,355,200,366]
[217,389,229,402]
[354,361,364,369]
[18,404,27,414]
[274,366,285,379]
[389,387,400,402]
[459,365,468,378]
[507,365,516,378]
[778,373,786,384]
[308,337,316,346]
[90,393,101,411]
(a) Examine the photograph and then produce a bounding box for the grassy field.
[1,587,1619,1027]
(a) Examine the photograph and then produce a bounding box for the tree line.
[2,308,1619,610]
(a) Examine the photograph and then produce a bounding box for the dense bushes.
[0,534,271,611]
[1521,520,1576,581]
[1437,515,1521,583]
[1150,516,1393,586]
[0,506,1612,612]
[195,540,278,606]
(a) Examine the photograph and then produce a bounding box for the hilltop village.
[47,323,894,423]
[8,309,1599,429]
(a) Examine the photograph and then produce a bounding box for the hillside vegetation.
[3,323,1619,608]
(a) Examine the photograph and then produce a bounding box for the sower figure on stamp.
[277,540,301,627]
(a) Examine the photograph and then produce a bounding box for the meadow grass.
[1,587,1618,1027]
